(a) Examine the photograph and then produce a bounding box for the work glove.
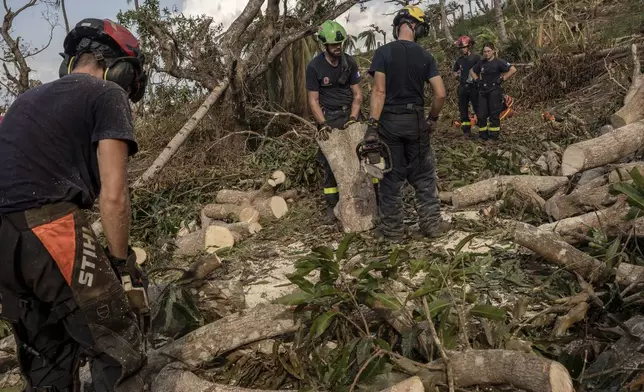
[315,122,332,141]
[341,116,358,130]
[427,114,439,134]
[497,76,505,84]
[106,247,150,336]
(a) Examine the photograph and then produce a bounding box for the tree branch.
[1,0,37,94]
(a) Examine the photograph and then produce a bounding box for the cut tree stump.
[560,120,644,176]
[611,44,644,128]
[378,376,425,392]
[512,221,609,282]
[147,303,299,376]
[451,176,568,208]
[419,350,574,392]
[317,122,377,232]
[203,204,260,223]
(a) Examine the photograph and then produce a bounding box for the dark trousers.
[0,203,145,392]
[458,84,479,134]
[377,111,441,237]
[477,85,504,140]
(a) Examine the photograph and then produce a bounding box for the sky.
[7,0,419,84]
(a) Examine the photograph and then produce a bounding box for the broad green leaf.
[286,274,315,293]
[409,259,427,278]
[310,311,338,339]
[470,304,507,321]
[605,238,621,266]
[273,291,315,305]
[374,338,391,351]
[454,233,478,254]
[630,167,644,190]
[356,338,374,365]
[336,233,356,261]
[611,183,644,211]
[312,246,334,260]
[370,292,402,310]
[358,354,387,382]
[409,284,439,300]
[424,299,452,317]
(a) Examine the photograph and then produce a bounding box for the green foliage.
[611,168,644,220]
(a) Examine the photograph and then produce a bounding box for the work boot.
[413,220,452,240]
[324,205,337,224]
[373,228,404,243]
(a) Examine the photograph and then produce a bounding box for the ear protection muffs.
[392,19,430,41]
[58,51,147,103]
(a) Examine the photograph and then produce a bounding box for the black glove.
[476,79,484,88]
[341,116,358,129]
[497,76,505,84]
[315,122,332,141]
[364,117,379,140]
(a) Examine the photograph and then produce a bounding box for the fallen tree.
[560,120,644,176]
[451,175,568,208]
[317,122,378,233]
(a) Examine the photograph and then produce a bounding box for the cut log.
[577,167,610,186]
[544,177,618,220]
[252,196,288,221]
[451,176,568,208]
[153,363,293,392]
[203,204,259,223]
[211,221,263,236]
[611,44,644,128]
[215,171,288,205]
[507,178,546,212]
[317,122,377,233]
[607,162,644,183]
[179,254,222,282]
[174,229,207,258]
[512,221,609,283]
[132,247,147,265]
[205,226,237,252]
[544,151,561,176]
[267,170,286,187]
[146,304,299,376]
[439,191,453,204]
[278,189,299,201]
[378,376,425,392]
[419,350,573,392]
[560,120,644,176]
[539,199,631,244]
[215,189,255,205]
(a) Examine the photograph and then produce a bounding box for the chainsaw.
[356,138,392,179]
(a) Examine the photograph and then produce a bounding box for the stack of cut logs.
[175,170,296,255]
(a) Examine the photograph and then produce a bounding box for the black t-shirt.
[453,53,482,85]
[368,40,440,107]
[472,57,512,83]
[0,74,138,214]
[305,52,361,111]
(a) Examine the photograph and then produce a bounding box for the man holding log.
[364,6,449,240]
[306,20,364,223]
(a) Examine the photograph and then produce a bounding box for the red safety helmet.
[456,35,473,48]
[59,18,147,103]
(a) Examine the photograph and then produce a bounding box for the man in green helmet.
[306,20,364,223]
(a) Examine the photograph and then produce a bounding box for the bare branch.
[0,0,37,94]
[248,107,316,130]
[221,0,264,51]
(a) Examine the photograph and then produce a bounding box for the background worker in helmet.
[0,18,148,391]
[453,35,481,138]
[366,6,449,240]
[306,20,363,223]
[470,42,517,141]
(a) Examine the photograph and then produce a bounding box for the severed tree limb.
[419,350,574,392]
[451,176,568,208]
[146,304,299,378]
[544,175,618,220]
[377,376,425,392]
[202,204,260,223]
[611,44,644,128]
[560,120,644,176]
[422,297,454,392]
[512,221,609,283]
[153,363,294,392]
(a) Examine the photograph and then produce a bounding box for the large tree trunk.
[451,175,568,208]
[317,123,377,233]
[92,79,231,235]
[512,221,608,282]
[493,0,508,43]
[439,0,454,42]
[147,304,299,377]
[611,44,644,128]
[560,120,644,176]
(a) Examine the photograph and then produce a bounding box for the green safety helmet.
[317,20,347,44]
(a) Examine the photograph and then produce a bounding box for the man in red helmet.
[453,35,481,138]
[0,18,148,391]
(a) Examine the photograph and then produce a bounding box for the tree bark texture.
[451,176,568,208]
